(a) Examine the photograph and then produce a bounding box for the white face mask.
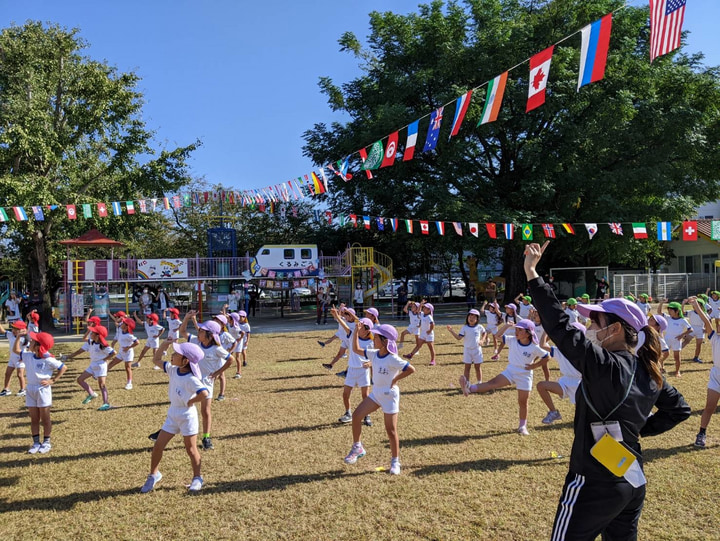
[586,325,611,347]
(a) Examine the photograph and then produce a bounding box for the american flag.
[609,222,624,235]
[649,0,687,62]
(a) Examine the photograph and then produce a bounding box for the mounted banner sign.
[137,258,188,280]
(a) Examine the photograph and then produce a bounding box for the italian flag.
[632,223,648,239]
[478,72,508,125]
[126,201,135,214]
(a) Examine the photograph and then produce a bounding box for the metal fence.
[612,273,716,301]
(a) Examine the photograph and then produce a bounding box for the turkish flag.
[683,220,698,241]
[66,204,77,220]
[97,203,108,217]
[381,131,398,168]
[420,220,429,235]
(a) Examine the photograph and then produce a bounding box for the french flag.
[578,14,612,90]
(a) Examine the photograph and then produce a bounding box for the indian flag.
[478,72,508,125]
[405,219,413,234]
[632,223,648,239]
[0,208,8,222]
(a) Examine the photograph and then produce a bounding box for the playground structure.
[58,241,394,331]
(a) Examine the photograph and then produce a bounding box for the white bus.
[249,245,320,278]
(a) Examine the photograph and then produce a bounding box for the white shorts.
[116,348,135,363]
[25,385,52,408]
[344,366,371,388]
[500,365,534,392]
[369,386,400,414]
[420,331,434,342]
[145,338,160,349]
[161,405,199,436]
[691,325,705,339]
[201,376,215,399]
[335,328,346,340]
[486,324,498,335]
[558,375,581,405]
[667,337,683,352]
[406,324,420,336]
[659,337,669,353]
[8,356,25,369]
[463,349,484,364]
[708,366,720,394]
[85,362,108,379]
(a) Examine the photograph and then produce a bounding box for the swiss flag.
[682,220,698,241]
[486,223,497,239]
[527,46,554,112]
[66,204,77,220]
[97,203,108,217]
[420,220,429,235]
[381,131,398,168]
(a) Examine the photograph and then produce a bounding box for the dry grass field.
[1,327,719,540]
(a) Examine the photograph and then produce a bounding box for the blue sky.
[4,0,718,194]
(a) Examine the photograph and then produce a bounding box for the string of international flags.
[0,1,688,221]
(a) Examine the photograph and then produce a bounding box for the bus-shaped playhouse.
[249,245,320,281]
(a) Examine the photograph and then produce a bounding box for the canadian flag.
[683,220,698,241]
[97,203,108,217]
[420,220,429,235]
[66,204,77,220]
[527,46,554,112]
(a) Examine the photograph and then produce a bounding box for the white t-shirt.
[23,352,64,386]
[518,303,534,319]
[5,299,21,320]
[219,331,237,352]
[708,298,720,319]
[365,348,409,391]
[81,340,115,365]
[144,323,164,347]
[168,319,181,340]
[227,293,239,312]
[354,289,364,304]
[666,316,691,340]
[485,311,501,329]
[117,331,138,350]
[188,335,231,377]
[408,311,421,330]
[228,323,241,340]
[550,346,582,379]
[564,308,580,324]
[687,310,704,329]
[459,324,485,352]
[708,331,720,369]
[28,322,40,334]
[164,362,207,408]
[503,335,549,370]
[5,331,27,363]
[348,336,373,368]
[637,301,651,315]
[420,313,434,334]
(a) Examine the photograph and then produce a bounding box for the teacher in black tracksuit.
[523,243,690,541]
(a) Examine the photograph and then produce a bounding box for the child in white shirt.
[447,309,486,384]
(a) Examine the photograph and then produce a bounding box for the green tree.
[0,22,198,324]
[303,0,720,296]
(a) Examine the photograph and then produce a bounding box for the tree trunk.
[502,244,527,305]
[29,227,55,329]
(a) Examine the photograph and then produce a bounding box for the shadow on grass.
[0,411,25,419]
[2,445,148,470]
[272,385,338,394]
[412,456,554,476]
[50,401,168,413]
[0,476,20,487]
[0,444,35,453]
[262,373,328,381]
[534,421,574,431]
[0,486,143,512]
[201,469,372,495]
[643,443,704,463]
[276,357,318,363]
[224,422,341,440]
[402,431,508,448]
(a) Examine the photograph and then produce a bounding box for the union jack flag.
[609,222,624,235]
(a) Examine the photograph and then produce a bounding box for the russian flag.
[504,223,514,240]
[578,14,612,90]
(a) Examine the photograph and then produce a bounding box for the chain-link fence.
[612,273,717,301]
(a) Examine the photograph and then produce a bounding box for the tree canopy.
[303,0,720,293]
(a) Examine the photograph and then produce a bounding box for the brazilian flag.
[522,224,533,240]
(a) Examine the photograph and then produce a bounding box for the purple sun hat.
[365,307,379,319]
[423,303,434,314]
[172,342,204,380]
[197,320,221,338]
[570,322,587,334]
[213,314,228,326]
[515,319,538,344]
[229,312,241,323]
[651,314,668,333]
[372,324,399,354]
[468,309,481,316]
[506,303,518,312]
[576,298,647,332]
[358,317,374,330]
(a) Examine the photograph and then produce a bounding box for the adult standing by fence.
[396,283,407,319]
[523,242,690,540]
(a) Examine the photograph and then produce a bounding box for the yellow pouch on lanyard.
[590,433,637,477]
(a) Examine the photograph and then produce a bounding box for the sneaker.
[28,443,41,454]
[695,432,707,448]
[233,373,242,379]
[322,363,333,370]
[82,393,98,404]
[140,472,162,493]
[317,341,325,348]
[125,382,133,390]
[459,376,471,397]
[491,354,499,361]
[17,389,26,397]
[148,430,160,442]
[542,411,562,425]
[389,458,401,475]
[131,362,140,368]
[403,354,413,360]
[693,357,703,364]
[344,443,366,464]
[517,426,530,436]
[363,415,373,427]
[97,403,111,411]
[202,437,214,450]
[429,359,436,366]
[0,389,12,397]
[153,365,162,370]
[188,476,204,493]
[216,394,225,401]
[338,412,352,424]
[243,360,247,367]
[335,370,347,378]
[39,441,52,454]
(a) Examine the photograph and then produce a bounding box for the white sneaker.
[517,426,530,436]
[153,365,161,371]
[131,362,140,368]
[125,382,133,390]
[39,441,52,454]
[17,389,26,397]
[140,472,162,493]
[389,459,401,475]
[188,476,204,492]
[542,410,562,424]
[459,375,471,397]
[28,443,41,454]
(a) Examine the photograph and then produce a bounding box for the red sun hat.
[29,312,40,322]
[122,317,136,332]
[11,321,27,330]
[92,325,109,346]
[87,316,101,325]
[167,308,180,317]
[29,332,54,356]
[114,311,127,318]
[147,313,159,323]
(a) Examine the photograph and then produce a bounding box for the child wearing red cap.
[26,310,41,334]
[109,310,127,349]
[133,312,165,368]
[107,318,140,389]
[0,320,28,397]
[66,325,116,410]
[167,308,181,341]
[12,330,66,454]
